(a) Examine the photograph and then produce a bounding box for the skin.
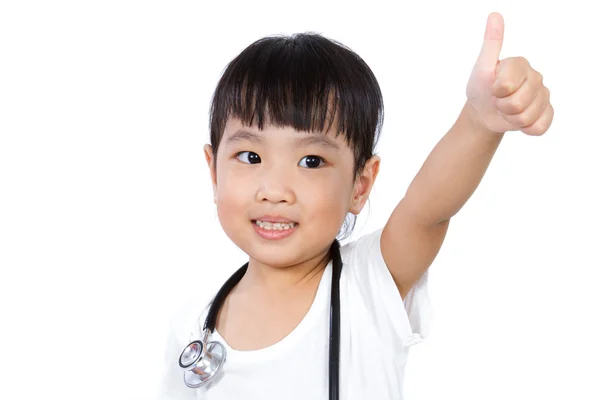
[203,119,380,350]
[205,119,379,285]
[382,12,553,297]
[202,12,553,351]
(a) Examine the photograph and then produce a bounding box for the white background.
[1,0,598,399]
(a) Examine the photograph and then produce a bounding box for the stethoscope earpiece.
[179,332,227,388]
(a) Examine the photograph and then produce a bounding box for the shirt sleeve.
[341,227,433,348]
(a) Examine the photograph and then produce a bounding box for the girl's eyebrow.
[225,129,264,145]
[226,128,340,151]
[295,135,340,151]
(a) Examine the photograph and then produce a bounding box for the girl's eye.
[236,151,261,164]
[299,155,325,169]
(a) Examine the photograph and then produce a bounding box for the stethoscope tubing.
[329,240,342,400]
[180,240,342,400]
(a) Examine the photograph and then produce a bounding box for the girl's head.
[204,33,383,268]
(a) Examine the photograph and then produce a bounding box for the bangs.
[209,33,384,169]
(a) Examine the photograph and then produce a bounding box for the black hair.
[208,32,383,240]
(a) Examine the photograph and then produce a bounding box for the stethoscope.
[179,239,343,400]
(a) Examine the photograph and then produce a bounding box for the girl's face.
[204,117,380,269]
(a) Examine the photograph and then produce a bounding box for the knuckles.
[502,93,529,114]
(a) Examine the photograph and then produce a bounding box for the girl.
[158,12,553,400]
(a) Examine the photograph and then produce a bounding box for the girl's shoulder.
[339,227,385,267]
[339,227,433,348]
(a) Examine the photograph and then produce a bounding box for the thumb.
[476,12,504,71]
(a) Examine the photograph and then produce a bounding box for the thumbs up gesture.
[466,13,554,135]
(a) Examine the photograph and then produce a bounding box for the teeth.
[255,220,297,230]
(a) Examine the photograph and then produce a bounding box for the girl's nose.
[255,167,296,204]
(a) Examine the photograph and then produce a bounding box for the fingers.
[521,102,554,136]
[492,56,531,98]
[494,69,544,114]
[501,84,550,126]
[492,60,552,135]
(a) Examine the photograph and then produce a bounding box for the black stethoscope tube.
[183,240,342,400]
[329,239,342,400]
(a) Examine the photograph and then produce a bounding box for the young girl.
[158,12,553,400]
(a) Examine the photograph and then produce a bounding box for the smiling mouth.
[252,220,298,231]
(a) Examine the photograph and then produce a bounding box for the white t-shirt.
[157,227,432,400]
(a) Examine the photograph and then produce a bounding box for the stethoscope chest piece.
[179,337,226,388]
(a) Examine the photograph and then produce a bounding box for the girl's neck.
[238,247,331,296]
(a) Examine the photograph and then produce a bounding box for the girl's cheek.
[215,169,244,202]
[310,181,345,209]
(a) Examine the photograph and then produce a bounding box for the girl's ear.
[203,144,217,203]
[349,155,381,215]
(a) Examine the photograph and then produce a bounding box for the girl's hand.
[465,12,554,136]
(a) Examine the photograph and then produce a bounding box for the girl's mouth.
[252,220,298,240]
